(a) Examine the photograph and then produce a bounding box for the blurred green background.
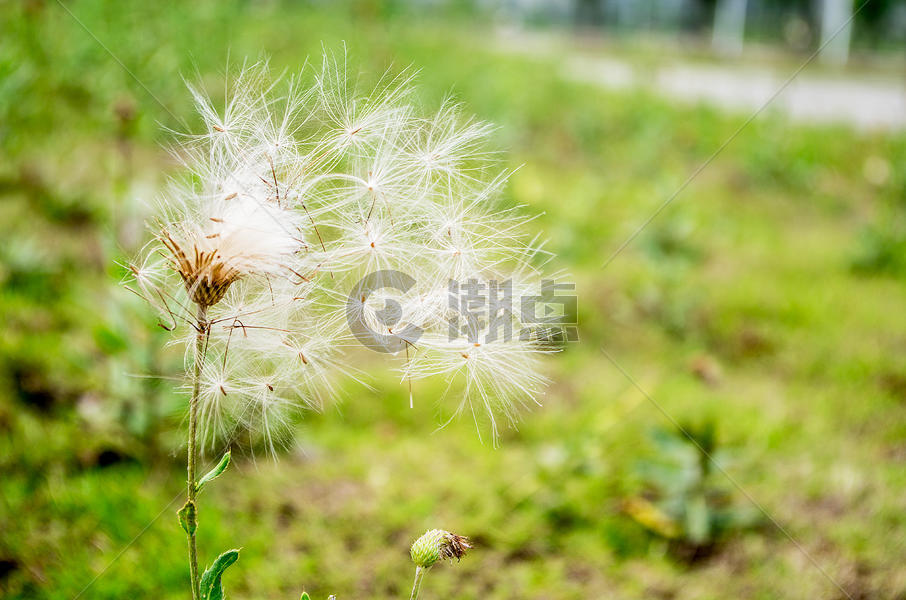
[3,1,906,599]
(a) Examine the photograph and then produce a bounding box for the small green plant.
[408,530,473,600]
[634,212,705,339]
[623,422,760,562]
[851,223,906,275]
[299,593,336,600]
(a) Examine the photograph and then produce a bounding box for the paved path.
[498,30,906,131]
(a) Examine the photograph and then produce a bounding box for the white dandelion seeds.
[125,56,558,453]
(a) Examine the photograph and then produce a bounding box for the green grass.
[2,1,906,599]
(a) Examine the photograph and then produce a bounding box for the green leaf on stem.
[177,500,197,535]
[200,548,240,600]
[300,594,311,600]
[196,450,231,492]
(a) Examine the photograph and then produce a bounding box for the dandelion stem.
[187,304,208,600]
[408,566,427,600]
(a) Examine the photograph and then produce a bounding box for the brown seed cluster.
[162,233,241,307]
[438,532,472,562]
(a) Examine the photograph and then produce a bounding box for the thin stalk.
[187,304,208,600]
[409,566,427,600]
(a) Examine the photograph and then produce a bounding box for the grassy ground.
[3,2,906,599]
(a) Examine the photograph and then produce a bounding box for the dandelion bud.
[410,529,472,568]
[410,530,442,568]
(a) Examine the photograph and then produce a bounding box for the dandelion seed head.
[127,54,556,452]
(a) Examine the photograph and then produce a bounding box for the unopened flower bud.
[410,529,472,568]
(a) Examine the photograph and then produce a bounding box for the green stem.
[187,305,208,600]
[409,566,427,600]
